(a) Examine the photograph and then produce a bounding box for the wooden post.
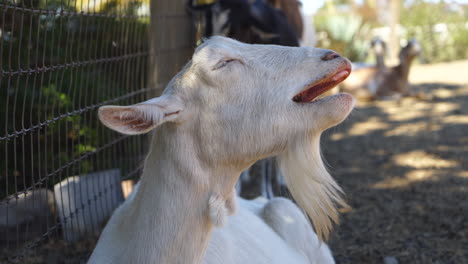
[148,0,196,96]
[389,0,401,65]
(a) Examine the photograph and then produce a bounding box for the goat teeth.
[332,70,350,81]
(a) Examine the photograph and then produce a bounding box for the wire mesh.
[0,0,186,262]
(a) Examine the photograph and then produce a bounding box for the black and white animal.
[189,0,300,46]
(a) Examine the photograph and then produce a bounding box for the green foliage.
[0,0,149,197]
[315,0,468,63]
[315,15,371,62]
[401,0,468,63]
[451,24,468,60]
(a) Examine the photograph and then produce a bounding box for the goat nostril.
[321,51,340,61]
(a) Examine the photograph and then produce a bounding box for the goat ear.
[98,95,184,135]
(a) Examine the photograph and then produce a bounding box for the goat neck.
[117,126,238,264]
[376,52,386,70]
[395,40,421,90]
[89,124,240,264]
[396,54,416,84]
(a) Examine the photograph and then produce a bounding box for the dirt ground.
[324,60,468,263]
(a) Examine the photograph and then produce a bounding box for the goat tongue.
[293,70,350,103]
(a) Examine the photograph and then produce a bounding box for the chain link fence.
[0,0,194,262]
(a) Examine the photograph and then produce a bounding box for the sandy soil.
[324,60,468,263]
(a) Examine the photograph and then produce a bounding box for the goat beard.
[277,133,348,241]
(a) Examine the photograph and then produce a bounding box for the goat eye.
[213,58,239,70]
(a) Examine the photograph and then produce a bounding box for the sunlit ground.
[324,60,468,263]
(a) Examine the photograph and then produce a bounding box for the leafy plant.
[315,15,372,62]
[0,0,149,198]
[401,0,468,63]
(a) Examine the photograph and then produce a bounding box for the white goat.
[89,36,355,264]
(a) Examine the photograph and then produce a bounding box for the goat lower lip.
[293,69,350,103]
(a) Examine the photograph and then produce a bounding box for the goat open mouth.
[292,67,351,103]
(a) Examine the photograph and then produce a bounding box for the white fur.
[209,193,230,226]
[89,37,355,264]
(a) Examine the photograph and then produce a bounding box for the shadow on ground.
[324,82,468,263]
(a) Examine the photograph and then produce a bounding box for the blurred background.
[303,1,468,263]
[308,0,468,64]
[1,0,467,263]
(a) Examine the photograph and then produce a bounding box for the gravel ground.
[324,60,468,264]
